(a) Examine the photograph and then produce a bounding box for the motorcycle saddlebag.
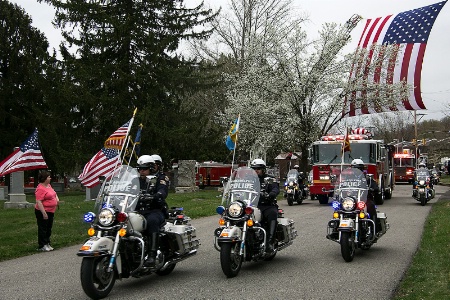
[164,224,200,254]
[277,217,297,242]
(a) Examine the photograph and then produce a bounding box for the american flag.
[104,119,131,149]
[78,147,121,188]
[0,129,48,176]
[345,1,447,116]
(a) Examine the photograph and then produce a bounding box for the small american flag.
[78,147,120,188]
[104,120,131,149]
[345,1,447,116]
[0,128,48,176]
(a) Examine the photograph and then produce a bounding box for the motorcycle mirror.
[145,175,158,185]
[330,174,337,183]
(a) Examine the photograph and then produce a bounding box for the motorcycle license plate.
[419,188,425,193]
[287,190,294,194]
[339,219,354,228]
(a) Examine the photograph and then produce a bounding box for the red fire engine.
[393,149,415,183]
[195,162,235,188]
[308,129,395,205]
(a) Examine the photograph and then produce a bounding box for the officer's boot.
[265,220,277,253]
[143,233,159,268]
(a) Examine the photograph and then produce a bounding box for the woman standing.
[35,170,59,251]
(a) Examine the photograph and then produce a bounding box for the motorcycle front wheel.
[420,194,427,206]
[80,256,116,299]
[340,232,355,262]
[287,195,294,206]
[220,242,243,278]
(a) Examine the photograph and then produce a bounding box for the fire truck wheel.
[385,187,392,200]
[375,181,385,205]
[318,194,328,205]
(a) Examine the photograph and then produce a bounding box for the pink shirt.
[35,184,58,213]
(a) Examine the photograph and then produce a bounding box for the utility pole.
[413,111,426,168]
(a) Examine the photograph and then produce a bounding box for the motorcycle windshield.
[335,167,368,203]
[222,167,261,208]
[416,169,430,181]
[93,165,141,214]
[285,169,299,184]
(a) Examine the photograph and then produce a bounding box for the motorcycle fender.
[218,226,242,242]
[78,237,123,274]
[79,236,114,254]
[338,219,354,231]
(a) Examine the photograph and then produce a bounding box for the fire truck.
[195,162,235,188]
[393,149,415,183]
[308,130,394,205]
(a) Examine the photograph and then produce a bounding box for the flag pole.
[230,114,240,177]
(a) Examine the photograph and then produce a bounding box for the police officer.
[251,158,279,253]
[136,155,169,267]
[350,159,379,234]
[412,162,432,197]
[293,164,307,198]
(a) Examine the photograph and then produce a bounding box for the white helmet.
[137,155,155,168]
[351,159,364,171]
[293,165,299,169]
[250,158,266,169]
[151,154,162,165]
[418,162,426,168]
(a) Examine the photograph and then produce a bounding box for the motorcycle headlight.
[289,182,294,187]
[98,208,115,226]
[228,202,244,218]
[419,180,425,186]
[341,197,355,211]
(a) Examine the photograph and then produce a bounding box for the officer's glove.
[260,191,269,199]
[139,194,153,202]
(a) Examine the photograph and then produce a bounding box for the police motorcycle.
[284,169,303,205]
[325,167,389,262]
[413,169,435,206]
[214,167,297,278]
[78,165,200,299]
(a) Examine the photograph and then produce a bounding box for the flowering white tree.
[196,0,410,167]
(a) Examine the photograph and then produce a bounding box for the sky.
[10,0,450,121]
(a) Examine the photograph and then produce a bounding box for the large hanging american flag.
[104,119,131,149]
[344,1,447,116]
[78,147,120,188]
[0,128,48,176]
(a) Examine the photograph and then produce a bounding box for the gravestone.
[0,186,8,200]
[4,171,33,208]
[85,184,102,201]
[175,160,198,193]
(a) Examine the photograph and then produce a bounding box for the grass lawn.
[0,189,222,262]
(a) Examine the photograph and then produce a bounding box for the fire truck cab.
[393,149,415,183]
[308,132,394,205]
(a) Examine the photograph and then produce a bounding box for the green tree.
[39,0,219,168]
[0,0,51,162]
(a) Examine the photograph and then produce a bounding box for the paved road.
[1,184,447,300]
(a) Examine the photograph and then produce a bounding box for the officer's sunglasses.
[138,167,150,171]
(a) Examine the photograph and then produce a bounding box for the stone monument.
[175,160,198,193]
[4,171,33,208]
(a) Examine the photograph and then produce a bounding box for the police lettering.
[230,182,255,190]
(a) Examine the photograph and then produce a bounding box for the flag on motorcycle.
[0,128,48,176]
[80,111,136,188]
[78,147,121,188]
[226,115,240,151]
[344,1,447,116]
[123,124,143,165]
[342,128,351,153]
[134,124,143,156]
[104,119,131,149]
